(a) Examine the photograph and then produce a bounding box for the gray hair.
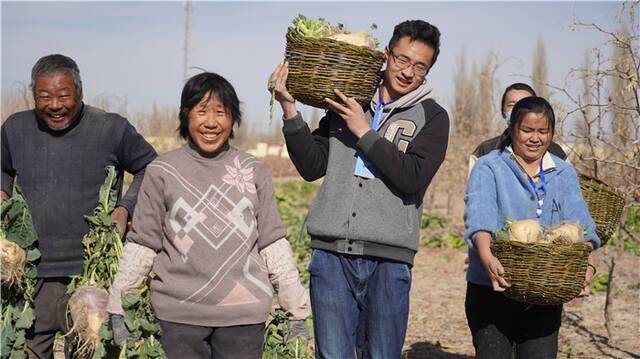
[30,54,83,97]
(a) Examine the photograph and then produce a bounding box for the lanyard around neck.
[372,87,399,130]
[527,160,547,218]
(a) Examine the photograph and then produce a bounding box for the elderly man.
[1,54,157,358]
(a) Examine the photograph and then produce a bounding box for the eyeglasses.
[389,51,429,76]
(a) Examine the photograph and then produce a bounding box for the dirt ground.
[403,246,640,359]
[53,245,638,359]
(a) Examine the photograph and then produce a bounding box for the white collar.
[506,146,556,175]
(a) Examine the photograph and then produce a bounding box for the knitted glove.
[111,314,133,346]
[286,320,310,343]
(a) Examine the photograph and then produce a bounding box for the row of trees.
[427,3,638,221]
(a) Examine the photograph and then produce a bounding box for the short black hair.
[178,72,242,140]
[500,83,536,118]
[388,20,441,71]
[498,96,555,150]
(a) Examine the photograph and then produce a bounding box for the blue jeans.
[309,249,412,359]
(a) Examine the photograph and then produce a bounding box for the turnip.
[328,32,376,49]
[66,166,123,357]
[66,285,109,358]
[508,219,543,243]
[544,221,584,245]
[0,235,26,288]
[0,185,39,358]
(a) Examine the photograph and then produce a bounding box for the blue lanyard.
[527,161,547,218]
[372,87,398,130]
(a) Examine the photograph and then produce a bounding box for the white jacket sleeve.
[259,238,311,320]
[106,242,157,315]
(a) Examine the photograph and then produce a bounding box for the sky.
[0,1,626,131]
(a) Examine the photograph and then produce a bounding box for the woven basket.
[491,240,591,305]
[578,174,626,246]
[284,28,386,109]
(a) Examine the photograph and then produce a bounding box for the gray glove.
[111,314,133,346]
[286,320,310,343]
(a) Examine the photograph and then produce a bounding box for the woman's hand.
[268,61,297,119]
[474,231,511,292]
[578,251,597,297]
[479,252,511,292]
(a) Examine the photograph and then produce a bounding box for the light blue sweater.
[464,149,600,286]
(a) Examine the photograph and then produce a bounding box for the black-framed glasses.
[389,51,429,76]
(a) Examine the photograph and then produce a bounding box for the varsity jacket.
[283,82,450,264]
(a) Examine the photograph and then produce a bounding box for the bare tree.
[1,82,33,122]
[544,3,640,343]
[425,49,499,219]
[475,53,497,138]
[532,36,550,100]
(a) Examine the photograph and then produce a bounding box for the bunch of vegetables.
[292,14,379,49]
[262,309,310,359]
[66,166,124,358]
[66,166,165,359]
[118,285,166,358]
[501,219,585,244]
[0,186,40,359]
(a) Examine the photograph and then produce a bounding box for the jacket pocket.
[551,200,562,226]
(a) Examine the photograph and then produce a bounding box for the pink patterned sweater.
[128,142,285,326]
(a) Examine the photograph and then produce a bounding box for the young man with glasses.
[268,20,449,358]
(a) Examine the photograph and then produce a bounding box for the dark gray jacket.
[283,83,449,264]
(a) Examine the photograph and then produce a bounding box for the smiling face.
[383,36,434,100]
[512,112,553,162]
[34,72,83,130]
[188,92,233,155]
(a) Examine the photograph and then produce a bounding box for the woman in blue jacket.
[463,96,599,358]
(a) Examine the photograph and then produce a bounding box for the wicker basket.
[491,240,591,305]
[578,174,626,246]
[284,28,386,109]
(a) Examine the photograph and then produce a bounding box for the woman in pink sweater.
[106,72,310,358]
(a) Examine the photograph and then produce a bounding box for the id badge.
[354,152,376,179]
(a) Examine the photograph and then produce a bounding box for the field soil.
[403,246,640,359]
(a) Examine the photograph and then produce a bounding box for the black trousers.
[465,282,562,359]
[159,319,265,359]
[26,277,71,359]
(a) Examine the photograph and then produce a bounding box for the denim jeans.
[309,249,411,359]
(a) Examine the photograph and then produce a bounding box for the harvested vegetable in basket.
[291,14,379,49]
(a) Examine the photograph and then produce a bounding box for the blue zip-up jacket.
[464,149,600,286]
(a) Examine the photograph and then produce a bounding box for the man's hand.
[111,206,129,237]
[286,320,310,343]
[268,61,297,119]
[324,89,370,139]
[0,191,9,201]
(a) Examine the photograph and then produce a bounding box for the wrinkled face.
[34,72,83,130]
[512,112,552,162]
[503,89,533,117]
[188,92,232,155]
[384,37,434,99]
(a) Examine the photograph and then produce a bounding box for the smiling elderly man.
[1,54,157,358]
